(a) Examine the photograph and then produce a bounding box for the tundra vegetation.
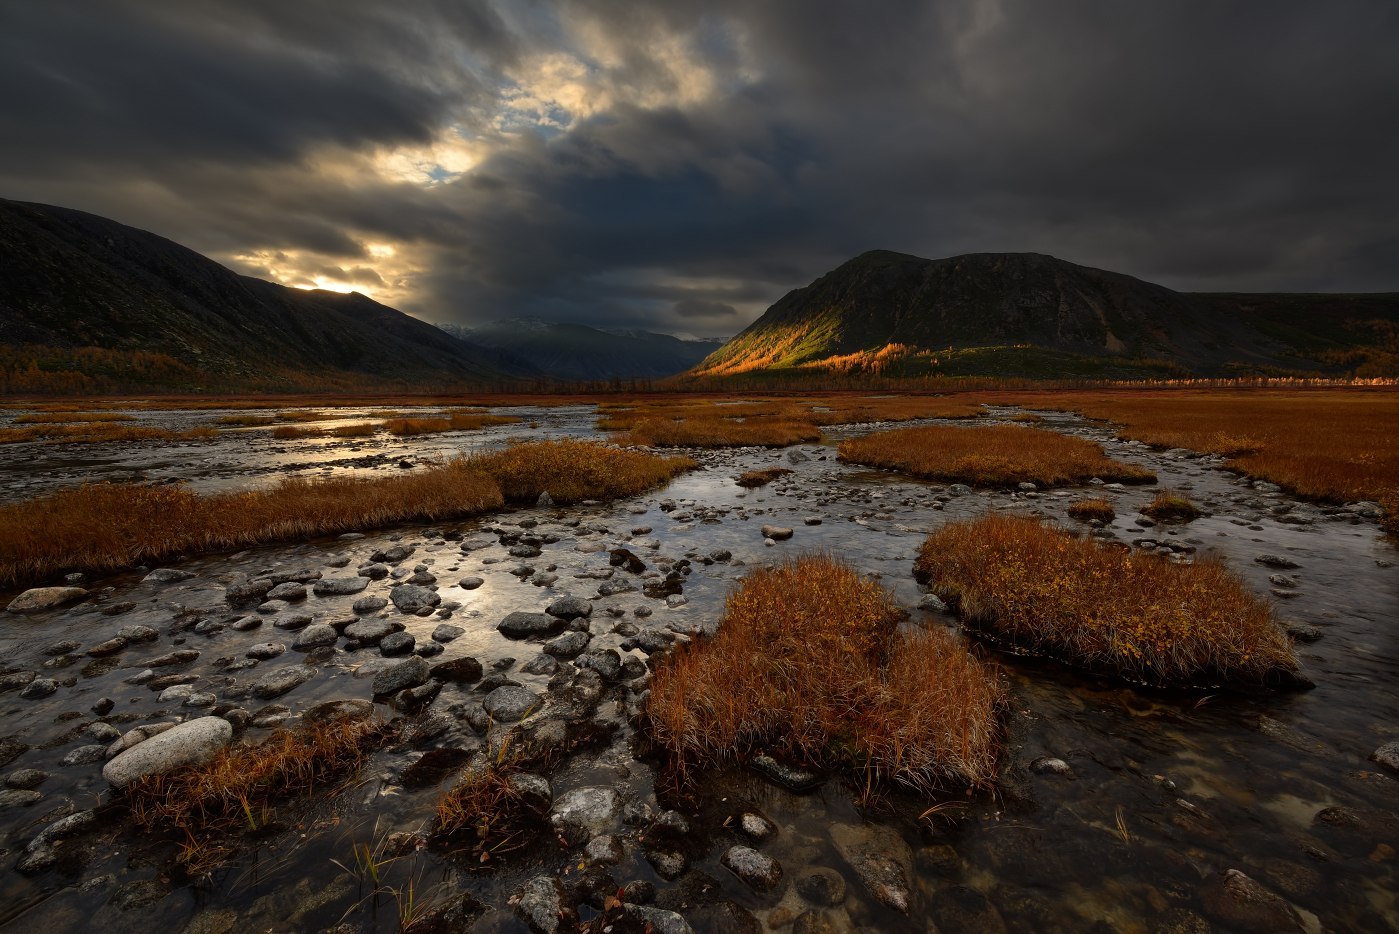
[645,554,1005,796]
[915,515,1298,687]
[1066,498,1116,523]
[1141,490,1203,521]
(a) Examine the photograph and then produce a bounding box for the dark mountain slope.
[438,319,721,381]
[0,198,519,390]
[691,250,1399,379]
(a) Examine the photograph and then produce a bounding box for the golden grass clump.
[914,515,1297,687]
[1141,490,1202,521]
[0,462,504,587]
[13,411,136,424]
[216,414,278,426]
[466,439,694,505]
[1067,498,1116,523]
[645,555,1004,794]
[736,467,794,488]
[331,422,378,438]
[838,423,1155,487]
[385,412,517,435]
[385,417,452,435]
[129,716,391,869]
[271,424,324,439]
[0,424,218,445]
[433,756,544,861]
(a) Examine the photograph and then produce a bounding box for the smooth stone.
[546,595,593,620]
[372,656,430,695]
[429,656,483,683]
[344,619,394,643]
[265,582,307,601]
[390,584,440,614]
[102,717,232,788]
[61,745,108,766]
[431,624,464,643]
[498,612,564,639]
[721,845,784,891]
[550,786,621,844]
[6,587,88,614]
[312,577,370,596]
[760,525,794,541]
[544,631,590,659]
[352,596,388,614]
[246,642,286,660]
[458,577,484,590]
[483,685,539,722]
[250,665,315,699]
[292,624,338,650]
[379,632,416,656]
[1369,742,1399,775]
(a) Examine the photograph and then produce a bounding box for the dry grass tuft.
[271,424,324,440]
[385,417,453,435]
[385,412,517,435]
[13,412,135,424]
[736,467,794,488]
[433,752,544,862]
[1141,490,1202,522]
[915,515,1297,687]
[1067,498,1116,523]
[0,424,218,445]
[128,715,392,870]
[466,439,693,505]
[838,424,1155,487]
[645,554,1004,795]
[331,422,378,438]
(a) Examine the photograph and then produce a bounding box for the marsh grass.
[433,751,544,862]
[1067,498,1116,523]
[0,440,688,587]
[271,424,324,440]
[13,412,135,424]
[0,424,218,445]
[385,412,517,435]
[216,414,278,426]
[914,515,1297,687]
[128,715,394,872]
[331,422,378,438]
[645,555,1004,796]
[736,467,794,488]
[468,439,693,504]
[1141,490,1203,521]
[838,423,1155,487]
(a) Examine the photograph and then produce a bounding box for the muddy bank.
[0,405,1395,932]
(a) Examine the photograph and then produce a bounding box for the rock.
[830,822,914,913]
[1369,742,1399,775]
[303,698,374,725]
[498,612,564,639]
[61,744,108,766]
[19,678,57,699]
[292,624,338,650]
[483,685,539,722]
[430,656,483,683]
[458,577,484,590]
[550,786,621,844]
[17,809,97,873]
[547,595,592,620]
[522,654,558,675]
[1030,756,1073,776]
[544,631,590,659]
[5,769,49,790]
[352,595,388,613]
[105,722,176,757]
[0,789,41,808]
[1254,554,1300,570]
[431,624,464,643]
[372,656,430,695]
[751,754,821,791]
[929,885,1007,934]
[584,834,624,866]
[379,632,416,656]
[226,578,274,605]
[721,845,783,891]
[118,624,159,643]
[514,876,573,933]
[371,544,415,564]
[246,642,286,660]
[795,867,846,906]
[625,905,693,934]
[313,577,370,596]
[507,772,553,810]
[265,582,307,601]
[1149,908,1212,934]
[102,717,233,787]
[344,619,395,643]
[739,812,775,840]
[7,587,89,614]
[86,637,128,657]
[609,548,647,574]
[147,649,199,667]
[390,584,440,613]
[1199,869,1303,932]
[761,525,794,540]
[251,665,315,699]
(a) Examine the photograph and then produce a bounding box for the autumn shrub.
[385,417,453,435]
[736,467,794,488]
[645,554,1004,794]
[466,439,693,504]
[1067,498,1116,523]
[914,515,1297,687]
[838,424,1155,487]
[1141,491,1202,521]
[330,422,378,438]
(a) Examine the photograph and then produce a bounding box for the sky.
[3,0,1397,339]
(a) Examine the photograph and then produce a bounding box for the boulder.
[721,845,784,891]
[251,665,315,699]
[372,656,430,695]
[390,584,440,613]
[483,685,539,722]
[550,786,621,844]
[312,577,370,596]
[498,612,564,639]
[547,595,593,620]
[102,717,232,788]
[6,587,88,614]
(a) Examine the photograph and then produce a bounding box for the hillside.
[689,250,1399,380]
[0,199,523,393]
[438,319,722,381]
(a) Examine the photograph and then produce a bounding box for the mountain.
[689,250,1399,380]
[0,198,524,392]
[437,319,723,381]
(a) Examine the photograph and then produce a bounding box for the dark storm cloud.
[2,0,1397,337]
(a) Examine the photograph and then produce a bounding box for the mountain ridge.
[437,319,721,381]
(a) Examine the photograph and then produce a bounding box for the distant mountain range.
[0,199,518,392]
[688,250,1399,380]
[436,320,721,381]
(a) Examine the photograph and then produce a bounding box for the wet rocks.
[609,548,647,574]
[352,595,387,613]
[17,809,97,872]
[251,665,315,699]
[6,586,89,614]
[344,619,395,643]
[226,578,274,605]
[830,822,914,913]
[266,581,307,601]
[544,631,590,659]
[431,623,464,642]
[550,786,621,844]
[761,525,794,541]
[795,867,846,906]
[102,717,233,787]
[1254,554,1301,570]
[514,876,574,933]
[19,678,57,699]
[312,577,370,596]
[430,656,483,683]
[458,576,484,590]
[721,845,783,892]
[247,641,286,660]
[61,745,108,766]
[379,632,416,656]
[372,656,430,695]
[547,595,593,620]
[929,885,1008,934]
[1030,756,1073,776]
[483,685,539,722]
[147,649,199,667]
[751,754,821,791]
[1369,742,1399,775]
[106,722,175,757]
[498,612,565,639]
[1199,869,1303,932]
[390,584,440,613]
[292,624,337,650]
